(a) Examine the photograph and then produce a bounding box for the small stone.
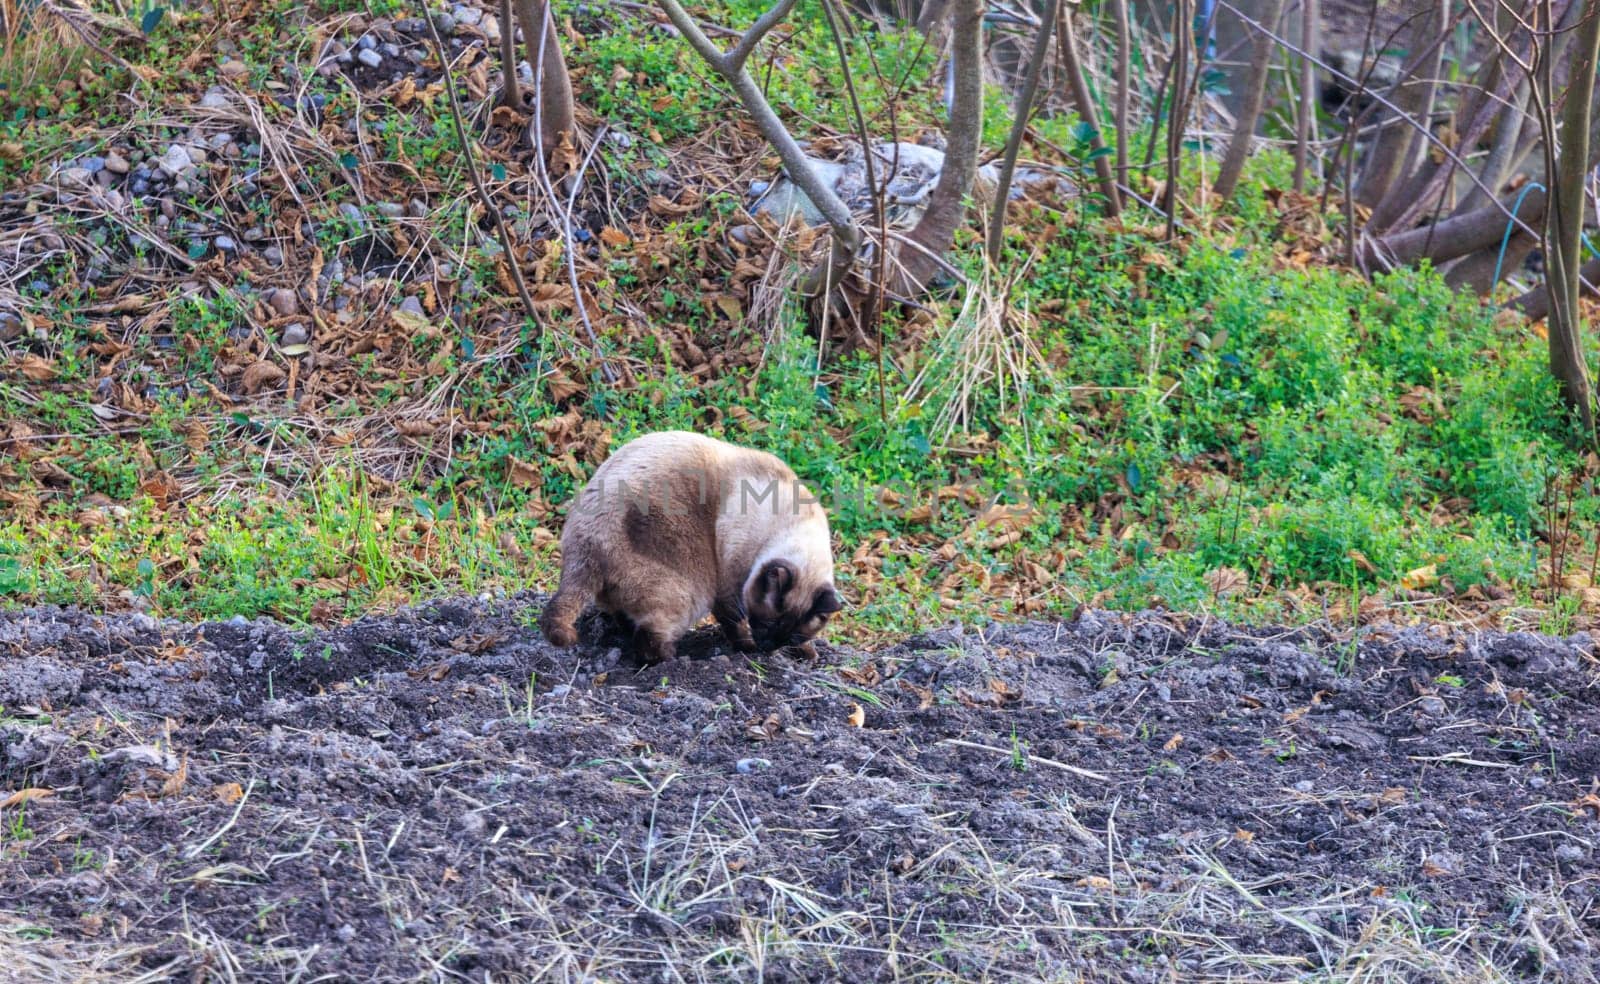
[375,201,405,219]
[338,203,365,227]
[408,199,428,218]
[215,235,237,252]
[452,4,482,25]
[736,758,771,774]
[263,246,285,265]
[607,130,634,149]
[218,59,248,78]
[381,43,401,58]
[159,199,176,220]
[727,224,756,245]
[430,12,456,34]
[57,167,92,188]
[280,322,310,347]
[265,288,299,316]
[130,177,151,197]
[398,295,425,316]
[104,152,130,175]
[395,17,428,34]
[357,48,383,69]
[208,133,233,152]
[157,144,192,177]
[338,49,355,65]
[481,14,499,42]
[199,87,230,109]
[643,168,671,186]
[82,156,106,174]
[243,226,268,242]
[97,171,117,191]
[356,34,377,50]
[1293,780,1313,793]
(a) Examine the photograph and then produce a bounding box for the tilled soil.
[2,597,1598,982]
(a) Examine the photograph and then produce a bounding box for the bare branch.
[658,0,861,241]
[728,0,802,72]
[988,0,1060,263]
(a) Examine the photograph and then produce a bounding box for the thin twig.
[941,738,1113,782]
[422,5,543,334]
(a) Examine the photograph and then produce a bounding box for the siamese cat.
[540,431,842,664]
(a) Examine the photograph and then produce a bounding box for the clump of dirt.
[2,599,1598,982]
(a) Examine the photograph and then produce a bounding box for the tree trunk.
[1543,0,1600,438]
[1364,0,1449,230]
[1111,0,1132,191]
[1059,9,1121,215]
[891,0,983,296]
[988,0,1060,263]
[1359,189,1546,271]
[513,0,576,171]
[1513,256,1600,322]
[1292,0,1318,192]
[1213,0,1285,201]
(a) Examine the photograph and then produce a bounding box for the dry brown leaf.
[1204,566,1248,597]
[15,354,57,381]
[1162,733,1184,752]
[240,360,286,395]
[1076,876,1114,891]
[1400,564,1439,591]
[1,787,55,809]
[213,782,244,805]
[988,678,1022,703]
[599,226,631,248]
[507,455,541,488]
[1233,828,1255,843]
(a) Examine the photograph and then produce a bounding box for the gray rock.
[96,170,117,190]
[375,201,405,219]
[381,43,401,58]
[156,144,192,177]
[408,198,428,218]
[398,295,426,316]
[265,288,299,317]
[57,167,92,188]
[263,246,285,265]
[339,203,365,227]
[356,34,377,50]
[208,133,233,153]
[104,152,130,175]
[395,17,428,34]
[480,14,499,42]
[214,236,238,253]
[199,87,230,109]
[431,12,456,34]
[357,48,383,69]
[280,322,310,347]
[243,226,268,242]
[82,156,106,174]
[452,3,482,25]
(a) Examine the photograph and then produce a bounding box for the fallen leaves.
[1,787,54,809]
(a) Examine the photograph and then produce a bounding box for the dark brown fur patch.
[622,471,719,568]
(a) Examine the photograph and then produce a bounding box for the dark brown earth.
[3,597,1599,982]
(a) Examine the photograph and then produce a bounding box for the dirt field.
[2,597,1598,982]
